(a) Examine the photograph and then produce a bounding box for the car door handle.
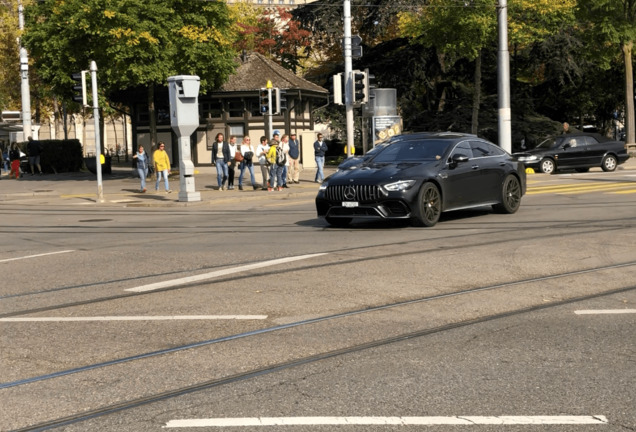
[471,165,479,170]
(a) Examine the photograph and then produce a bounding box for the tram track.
[10,282,636,432]
[1,220,633,315]
[3,258,636,392]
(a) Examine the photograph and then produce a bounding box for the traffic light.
[352,69,367,104]
[71,71,88,106]
[330,73,343,105]
[259,88,271,115]
[273,88,287,114]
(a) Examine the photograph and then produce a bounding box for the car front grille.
[325,184,381,202]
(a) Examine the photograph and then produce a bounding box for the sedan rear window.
[372,140,451,162]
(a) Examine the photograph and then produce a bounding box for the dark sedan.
[514,133,629,174]
[316,132,526,227]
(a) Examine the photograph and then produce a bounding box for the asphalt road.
[1,164,635,431]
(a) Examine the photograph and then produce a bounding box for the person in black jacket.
[27,136,42,175]
[211,133,231,190]
[313,133,328,183]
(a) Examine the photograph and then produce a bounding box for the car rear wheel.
[493,174,522,214]
[413,182,441,227]
[601,155,618,172]
[539,158,556,174]
[325,217,351,227]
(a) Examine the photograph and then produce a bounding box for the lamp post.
[497,0,512,153]
[18,0,32,140]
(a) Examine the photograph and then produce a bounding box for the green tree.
[577,0,636,145]
[22,0,239,147]
[0,0,21,111]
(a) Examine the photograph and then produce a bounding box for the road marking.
[125,253,327,293]
[575,309,636,315]
[0,315,267,322]
[164,416,608,428]
[527,182,634,195]
[0,250,74,264]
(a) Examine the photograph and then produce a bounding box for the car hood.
[328,161,439,183]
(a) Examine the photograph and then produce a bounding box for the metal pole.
[344,0,354,158]
[497,0,512,153]
[90,61,104,202]
[18,1,32,140]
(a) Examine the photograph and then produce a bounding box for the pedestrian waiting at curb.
[132,145,149,192]
[27,136,43,175]
[256,136,270,190]
[267,136,285,191]
[153,141,172,193]
[287,132,301,184]
[237,136,259,190]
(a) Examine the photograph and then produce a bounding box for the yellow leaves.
[104,10,116,19]
[178,26,233,47]
[108,28,158,46]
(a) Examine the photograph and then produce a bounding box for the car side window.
[584,136,600,145]
[470,140,505,157]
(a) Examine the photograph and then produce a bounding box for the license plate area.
[342,201,359,208]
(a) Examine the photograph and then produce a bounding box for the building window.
[227,100,245,118]
[228,124,245,144]
[201,101,223,119]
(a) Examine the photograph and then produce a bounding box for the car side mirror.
[449,153,469,168]
[563,143,571,149]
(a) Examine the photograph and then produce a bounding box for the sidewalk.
[0,163,335,207]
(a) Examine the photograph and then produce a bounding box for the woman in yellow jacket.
[153,142,172,193]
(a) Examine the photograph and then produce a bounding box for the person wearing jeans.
[132,145,149,192]
[211,132,231,190]
[238,137,258,190]
[313,133,328,183]
[153,142,171,193]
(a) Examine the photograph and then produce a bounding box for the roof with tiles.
[220,52,327,94]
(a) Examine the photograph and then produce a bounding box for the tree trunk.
[471,50,482,135]
[148,84,157,149]
[623,41,634,145]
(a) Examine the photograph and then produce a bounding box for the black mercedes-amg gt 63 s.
[316,132,526,227]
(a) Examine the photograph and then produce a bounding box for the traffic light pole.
[90,61,104,202]
[343,0,354,158]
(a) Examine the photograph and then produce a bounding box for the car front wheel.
[413,182,441,227]
[601,155,618,172]
[493,174,522,214]
[539,158,556,174]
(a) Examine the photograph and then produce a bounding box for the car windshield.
[535,137,557,149]
[371,139,451,163]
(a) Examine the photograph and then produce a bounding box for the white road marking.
[575,309,636,315]
[164,416,608,428]
[0,315,267,322]
[126,253,327,293]
[0,250,74,263]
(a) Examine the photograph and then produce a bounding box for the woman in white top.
[256,135,270,190]
[238,137,258,190]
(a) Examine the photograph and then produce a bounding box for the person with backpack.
[256,136,270,190]
[267,134,286,191]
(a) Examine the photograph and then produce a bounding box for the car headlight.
[319,183,327,191]
[383,180,416,192]
[517,155,539,162]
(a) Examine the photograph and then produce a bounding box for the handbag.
[235,151,244,162]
